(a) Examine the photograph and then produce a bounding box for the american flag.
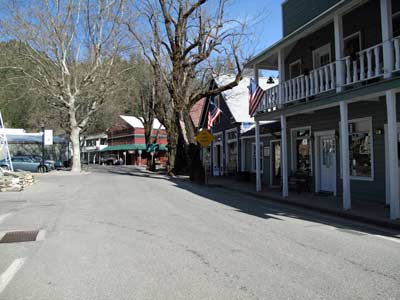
[207,101,222,129]
[249,78,265,117]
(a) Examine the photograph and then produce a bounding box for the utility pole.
[41,121,45,169]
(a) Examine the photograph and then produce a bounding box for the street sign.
[195,130,214,148]
[44,130,53,145]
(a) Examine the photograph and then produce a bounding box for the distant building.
[101,115,168,166]
[80,133,108,164]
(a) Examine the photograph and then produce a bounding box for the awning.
[147,144,168,152]
[100,144,167,152]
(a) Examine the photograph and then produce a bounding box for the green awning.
[100,143,167,152]
[147,144,168,152]
[100,144,147,152]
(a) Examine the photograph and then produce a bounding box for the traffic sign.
[195,130,214,148]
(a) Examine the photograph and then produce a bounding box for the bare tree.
[0,0,126,172]
[125,0,248,174]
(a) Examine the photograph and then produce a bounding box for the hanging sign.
[44,130,53,145]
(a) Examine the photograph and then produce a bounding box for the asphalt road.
[0,166,399,300]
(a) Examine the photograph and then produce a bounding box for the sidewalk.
[206,176,400,231]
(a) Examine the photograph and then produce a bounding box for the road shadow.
[97,166,400,239]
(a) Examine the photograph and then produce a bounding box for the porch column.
[386,89,400,219]
[380,0,394,78]
[240,138,245,172]
[255,120,262,192]
[334,13,345,92]
[254,65,259,84]
[281,115,289,197]
[278,48,285,107]
[340,101,351,210]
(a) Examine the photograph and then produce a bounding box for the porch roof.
[245,0,351,69]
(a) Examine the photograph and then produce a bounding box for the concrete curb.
[205,182,400,232]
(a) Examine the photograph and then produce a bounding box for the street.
[0,167,399,300]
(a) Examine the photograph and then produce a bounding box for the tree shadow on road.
[103,166,400,239]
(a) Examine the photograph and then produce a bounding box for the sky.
[228,0,283,57]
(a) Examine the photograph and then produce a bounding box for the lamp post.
[40,121,45,168]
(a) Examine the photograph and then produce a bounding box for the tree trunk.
[167,127,178,175]
[181,106,196,144]
[70,126,81,173]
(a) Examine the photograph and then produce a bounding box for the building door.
[213,143,223,176]
[319,135,336,193]
[271,140,281,186]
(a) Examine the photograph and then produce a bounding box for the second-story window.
[289,59,302,79]
[312,44,331,69]
[344,32,361,59]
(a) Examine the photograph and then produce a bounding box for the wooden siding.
[285,95,400,204]
[342,0,382,49]
[284,0,383,81]
[285,23,335,79]
[282,0,341,36]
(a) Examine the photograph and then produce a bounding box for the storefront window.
[227,142,237,172]
[348,119,372,178]
[292,128,311,174]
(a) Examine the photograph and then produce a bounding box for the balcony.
[258,36,400,113]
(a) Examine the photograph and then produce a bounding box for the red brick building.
[101,115,168,166]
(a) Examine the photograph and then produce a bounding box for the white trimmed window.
[291,127,312,174]
[313,44,331,68]
[347,117,374,180]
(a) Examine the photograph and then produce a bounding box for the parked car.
[54,160,64,170]
[29,155,55,170]
[0,156,49,173]
[103,154,118,165]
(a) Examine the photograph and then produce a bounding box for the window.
[86,140,96,147]
[227,142,237,171]
[291,127,312,174]
[225,129,238,172]
[251,143,264,173]
[289,59,302,79]
[226,130,237,141]
[348,118,373,179]
[344,32,362,59]
[312,44,331,68]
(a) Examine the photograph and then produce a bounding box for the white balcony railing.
[258,36,400,114]
[343,42,384,86]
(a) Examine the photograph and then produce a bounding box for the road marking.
[0,258,26,294]
[0,213,12,224]
[36,230,46,241]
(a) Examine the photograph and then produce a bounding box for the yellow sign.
[195,130,214,148]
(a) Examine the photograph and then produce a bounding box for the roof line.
[245,0,348,68]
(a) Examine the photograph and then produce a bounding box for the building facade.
[198,76,278,176]
[101,115,168,166]
[246,0,400,219]
[81,133,108,164]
